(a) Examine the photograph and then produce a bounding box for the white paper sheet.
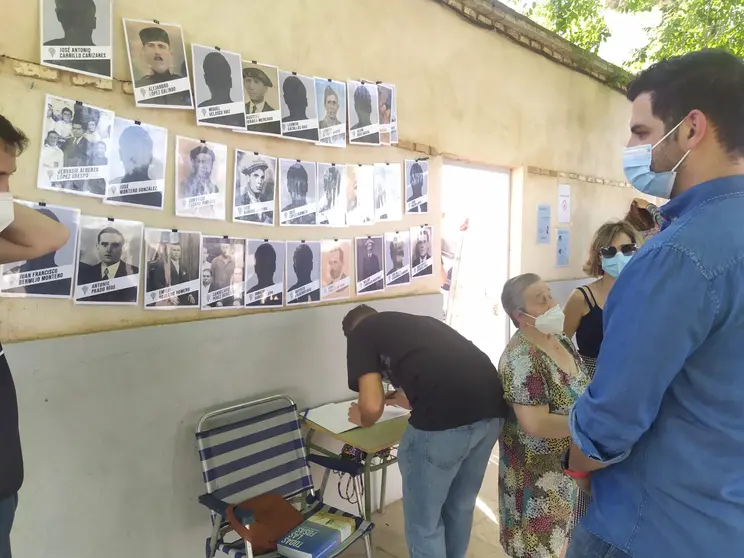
[305,399,410,434]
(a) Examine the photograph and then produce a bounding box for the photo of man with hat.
[124,20,193,108]
[242,63,282,135]
[234,151,275,225]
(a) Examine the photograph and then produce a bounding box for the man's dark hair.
[342,304,378,337]
[0,115,29,155]
[293,243,314,277]
[627,49,744,157]
[254,242,277,277]
[287,163,309,196]
[97,227,124,244]
[190,145,215,163]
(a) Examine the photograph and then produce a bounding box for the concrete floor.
[345,450,508,557]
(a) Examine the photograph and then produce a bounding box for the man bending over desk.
[342,305,507,558]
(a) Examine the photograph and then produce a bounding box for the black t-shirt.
[346,312,508,431]
[0,343,22,499]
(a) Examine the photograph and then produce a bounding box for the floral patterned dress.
[497,330,590,558]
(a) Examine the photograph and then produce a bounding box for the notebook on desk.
[304,399,410,435]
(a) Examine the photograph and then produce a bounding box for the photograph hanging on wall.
[378,83,394,146]
[175,136,227,221]
[374,162,402,222]
[245,239,285,308]
[346,164,374,226]
[233,150,276,225]
[389,83,399,144]
[74,216,143,305]
[321,239,352,302]
[279,159,317,226]
[315,78,347,147]
[122,18,193,109]
[410,225,434,279]
[354,236,384,295]
[317,163,346,226]
[200,236,245,309]
[0,202,80,298]
[240,61,282,136]
[278,71,320,143]
[347,80,380,146]
[143,228,201,309]
[38,94,114,198]
[105,117,167,210]
[384,230,411,288]
[191,44,246,130]
[40,0,113,80]
[285,241,321,306]
[405,159,428,214]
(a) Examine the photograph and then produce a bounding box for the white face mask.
[524,305,565,335]
[0,193,15,233]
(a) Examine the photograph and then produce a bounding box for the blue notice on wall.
[537,204,551,244]
[557,229,570,267]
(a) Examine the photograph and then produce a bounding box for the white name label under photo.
[319,124,345,141]
[387,265,410,284]
[75,274,139,299]
[45,46,111,61]
[282,118,318,134]
[180,193,221,211]
[1,264,74,290]
[199,102,245,120]
[412,257,433,277]
[281,203,314,223]
[235,201,273,218]
[136,77,191,102]
[246,283,283,305]
[322,276,351,298]
[287,280,319,303]
[107,180,163,198]
[350,123,379,140]
[48,165,106,183]
[357,270,383,292]
[149,279,199,304]
[407,196,427,212]
[245,110,281,126]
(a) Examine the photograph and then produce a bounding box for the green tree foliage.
[508,0,744,68]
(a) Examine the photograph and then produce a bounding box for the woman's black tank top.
[575,286,603,359]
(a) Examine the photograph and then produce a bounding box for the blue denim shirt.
[570,175,744,558]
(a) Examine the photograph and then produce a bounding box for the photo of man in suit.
[76,225,140,304]
[242,65,281,135]
[356,236,384,294]
[146,240,197,307]
[385,233,411,287]
[246,242,283,307]
[130,24,192,107]
[412,227,433,277]
[42,0,112,79]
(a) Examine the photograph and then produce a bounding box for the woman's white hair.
[501,273,541,327]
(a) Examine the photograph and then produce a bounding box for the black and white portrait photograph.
[144,229,201,309]
[175,136,227,221]
[240,62,281,136]
[315,78,347,147]
[0,202,80,298]
[373,162,402,222]
[74,216,143,305]
[245,239,285,308]
[347,80,380,146]
[405,159,429,213]
[378,83,394,146]
[40,0,112,80]
[321,239,352,302]
[285,241,321,306]
[105,117,167,210]
[233,150,275,226]
[123,19,193,109]
[38,94,114,198]
[384,231,411,288]
[200,236,246,309]
[410,225,434,279]
[278,71,319,143]
[317,163,346,226]
[191,44,246,129]
[346,164,374,226]
[389,83,399,144]
[354,236,384,295]
[279,159,317,226]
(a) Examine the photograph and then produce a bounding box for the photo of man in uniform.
[317,81,346,146]
[77,226,139,303]
[133,25,192,107]
[242,65,280,135]
[42,0,111,78]
[386,235,411,287]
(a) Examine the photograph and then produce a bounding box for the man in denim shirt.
[564,50,744,557]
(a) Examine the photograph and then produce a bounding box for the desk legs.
[363,455,373,520]
[379,457,388,514]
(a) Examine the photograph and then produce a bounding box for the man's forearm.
[0,203,69,263]
[568,442,609,473]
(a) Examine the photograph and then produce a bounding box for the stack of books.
[277,511,355,558]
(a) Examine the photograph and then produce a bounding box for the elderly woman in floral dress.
[497,273,591,558]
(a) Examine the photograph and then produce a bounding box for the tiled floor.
[345,451,508,557]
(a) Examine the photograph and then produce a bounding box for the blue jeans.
[566,522,631,558]
[0,493,17,558]
[397,418,503,558]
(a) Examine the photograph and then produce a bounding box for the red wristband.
[564,468,590,479]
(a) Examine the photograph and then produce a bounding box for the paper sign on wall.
[557,229,570,267]
[537,204,551,244]
[558,184,571,224]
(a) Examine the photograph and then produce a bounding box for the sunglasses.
[600,244,637,258]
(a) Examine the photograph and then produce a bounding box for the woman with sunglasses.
[562,220,641,531]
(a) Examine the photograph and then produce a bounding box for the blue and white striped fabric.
[196,397,373,558]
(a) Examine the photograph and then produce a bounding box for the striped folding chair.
[196,395,374,558]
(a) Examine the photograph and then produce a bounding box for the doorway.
[441,162,511,364]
